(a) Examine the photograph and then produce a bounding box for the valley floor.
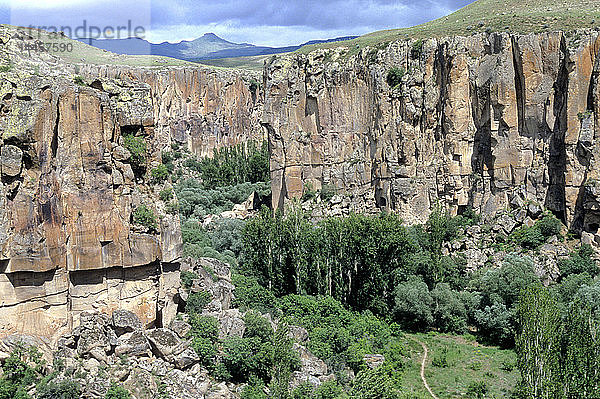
[401,333,519,398]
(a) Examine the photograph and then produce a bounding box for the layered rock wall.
[0,27,265,340]
[263,30,600,231]
[79,65,265,157]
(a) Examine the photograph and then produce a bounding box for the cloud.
[3,0,473,46]
[8,0,98,9]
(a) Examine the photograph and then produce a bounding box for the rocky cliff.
[4,23,600,341]
[78,64,264,158]
[0,27,263,340]
[263,30,600,234]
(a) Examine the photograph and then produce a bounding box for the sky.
[0,0,473,47]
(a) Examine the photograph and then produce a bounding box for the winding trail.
[414,338,440,399]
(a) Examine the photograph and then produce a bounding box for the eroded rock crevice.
[263,30,600,229]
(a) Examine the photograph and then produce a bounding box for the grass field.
[401,333,520,398]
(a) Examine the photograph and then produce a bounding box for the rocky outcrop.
[78,63,265,158]
[0,27,183,339]
[263,30,600,233]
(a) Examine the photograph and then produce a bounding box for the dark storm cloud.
[151,0,472,31]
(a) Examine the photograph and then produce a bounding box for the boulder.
[146,328,188,364]
[0,145,22,177]
[174,347,200,369]
[112,309,143,335]
[170,320,192,338]
[115,331,152,357]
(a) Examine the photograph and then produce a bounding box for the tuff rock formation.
[263,30,600,235]
[78,63,265,158]
[0,27,262,341]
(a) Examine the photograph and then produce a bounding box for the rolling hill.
[299,0,600,52]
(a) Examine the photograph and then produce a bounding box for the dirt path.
[415,339,440,399]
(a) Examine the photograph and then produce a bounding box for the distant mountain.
[77,33,357,61]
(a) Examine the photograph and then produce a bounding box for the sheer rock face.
[79,65,265,158]
[0,29,198,339]
[0,26,266,340]
[263,30,600,231]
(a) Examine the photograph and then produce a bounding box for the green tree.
[132,205,157,230]
[393,278,433,330]
[563,300,600,398]
[516,284,562,399]
[122,134,146,173]
[36,379,81,399]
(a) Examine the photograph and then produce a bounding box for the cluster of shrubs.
[122,134,146,176]
[132,204,158,230]
[0,343,131,399]
[508,211,562,249]
[180,274,300,397]
[182,141,269,188]
[176,179,270,220]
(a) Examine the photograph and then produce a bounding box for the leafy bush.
[386,67,405,88]
[188,314,219,342]
[132,205,157,230]
[559,245,597,278]
[432,347,449,368]
[410,39,424,59]
[36,379,81,399]
[190,336,217,366]
[509,226,544,249]
[166,201,180,215]
[509,212,562,249]
[104,383,131,399]
[222,336,273,382]
[151,164,169,184]
[122,135,146,173]
[393,278,433,330]
[185,291,212,314]
[466,381,488,399]
[232,274,279,315]
[241,376,267,399]
[73,75,85,86]
[350,364,403,399]
[302,181,317,202]
[188,314,219,366]
[243,311,274,341]
[176,179,270,219]
[184,140,269,188]
[181,271,199,289]
[207,218,245,256]
[313,380,345,399]
[469,255,537,346]
[320,184,337,202]
[159,187,173,202]
[431,283,467,333]
[535,212,562,238]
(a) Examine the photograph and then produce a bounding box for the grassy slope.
[402,333,519,398]
[299,0,600,53]
[12,26,194,67]
[197,53,275,71]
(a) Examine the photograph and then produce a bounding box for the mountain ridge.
[77,32,358,61]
